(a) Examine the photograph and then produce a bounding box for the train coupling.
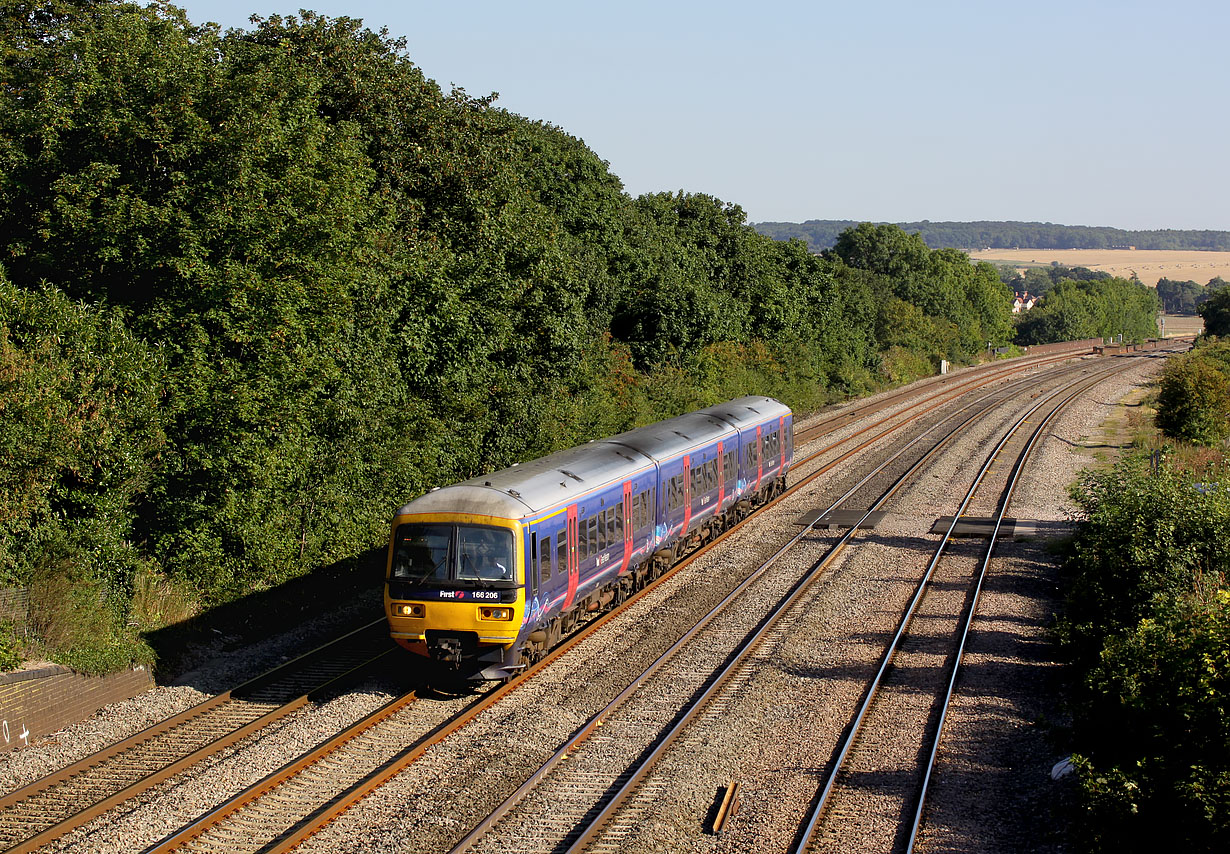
[428,635,464,668]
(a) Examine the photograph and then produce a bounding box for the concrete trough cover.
[931,516,1035,537]
[796,509,886,529]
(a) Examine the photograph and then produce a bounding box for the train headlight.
[393,603,425,618]
[479,607,513,621]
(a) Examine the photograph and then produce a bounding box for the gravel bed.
[299,357,1095,854]
[0,348,1157,854]
[643,352,1160,854]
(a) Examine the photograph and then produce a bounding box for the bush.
[1156,347,1230,445]
[0,622,23,671]
[1072,593,1230,852]
[1060,457,1230,852]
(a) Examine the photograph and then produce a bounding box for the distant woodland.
[755,220,1230,253]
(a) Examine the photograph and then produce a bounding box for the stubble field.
[968,248,1230,288]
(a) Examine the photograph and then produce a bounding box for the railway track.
[439,360,1123,854]
[791,364,1122,854]
[1,342,1174,853]
[126,353,1113,853]
[0,621,394,854]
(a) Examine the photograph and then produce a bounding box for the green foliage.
[1060,458,1230,852]
[0,621,23,671]
[1014,277,1159,345]
[0,274,164,587]
[1156,343,1230,445]
[1199,287,1230,337]
[829,223,1013,358]
[1156,277,1213,314]
[0,2,1025,671]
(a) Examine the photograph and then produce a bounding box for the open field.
[1159,313,1205,338]
[968,248,1230,288]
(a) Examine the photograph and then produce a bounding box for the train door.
[620,481,633,574]
[529,532,539,599]
[778,415,787,473]
[747,425,757,492]
[681,455,692,535]
[564,504,579,609]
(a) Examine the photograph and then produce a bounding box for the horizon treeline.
[0,2,1150,670]
[756,220,1230,253]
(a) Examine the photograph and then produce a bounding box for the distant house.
[1012,292,1037,314]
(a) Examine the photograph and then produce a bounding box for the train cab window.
[391,523,451,583]
[457,527,514,582]
[557,534,567,575]
[540,534,551,581]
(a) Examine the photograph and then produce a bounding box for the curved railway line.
[0,341,1184,854]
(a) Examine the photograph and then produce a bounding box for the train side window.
[597,510,607,550]
[588,515,599,557]
[631,493,641,530]
[708,459,718,491]
[540,534,551,581]
[616,501,624,538]
[557,534,567,576]
[607,507,617,543]
[579,518,589,562]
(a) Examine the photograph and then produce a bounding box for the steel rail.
[0,619,390,854]
[557,362,1117,854]
[128,351,1106,854]
[454,363,1090,854]
[790,360,1129,854]
[901,356,1157,853]
[167,349,1086,854]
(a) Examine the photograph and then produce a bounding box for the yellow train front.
[385,507,529,681]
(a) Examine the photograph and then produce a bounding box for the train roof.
[396,440,654,520]
[606,411,736,461]
[695,395,791,430]
[394,396,791,522]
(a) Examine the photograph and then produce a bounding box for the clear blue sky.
[176,0,1228,231]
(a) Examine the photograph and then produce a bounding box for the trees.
[1061,458,1230,852]
[1199,287,1230,337]
[1156,349,1230,445]
[828,223,1013,359]
[1015,277,1158,345]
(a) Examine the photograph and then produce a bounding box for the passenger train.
[384,396,794,680]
